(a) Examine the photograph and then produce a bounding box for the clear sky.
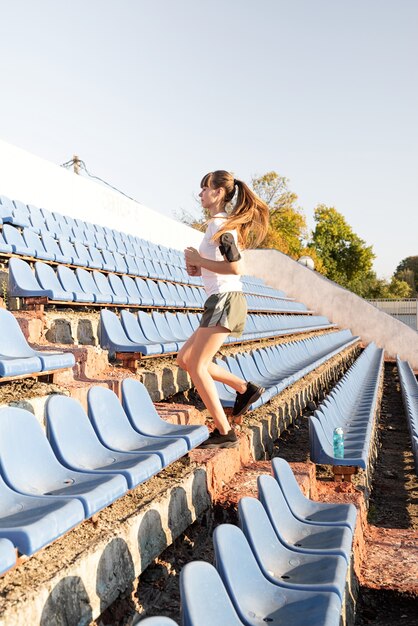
[1,0,417,278]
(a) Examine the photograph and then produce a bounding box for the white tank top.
[198,213,243,297]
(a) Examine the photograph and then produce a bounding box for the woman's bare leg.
[207,361,247,393]
[177,335,247,393]
[177,326,235,434]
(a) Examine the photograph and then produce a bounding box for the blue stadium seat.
[76,268,112,303]
[23,228,55,261]
[86,244,105,269]
[258,475,353,563]
[213,524,342,626]
[100,309,145,356]
[0,308,75,376]
[157,281,178,307]
[74,241,94,267]
[2,224,39,258]
[46,395,162,489]
[27,209,46,234]
[34,262,74,302]
[0,473,84,556]
[143,258,159,279]
[133,277,155,306]
[0,196,14,223]
[57,266,94,302]
[39,232,69,263]
[111,250,128,274]
[87,386,188,464]
[132,256,149,278]
[99,248,118,272]
[144,280,165,307]
[8,258,58,300]
[152,312,185,349]
[164,312,190,342]
[0,538,16,575]
[180,561,245,626]
[121,275,145,304]
[93,271,127,304]
[0,407,127,518]
[120,310,164,356]
[137,311,178,352]
[0,196,30,228]
[122,378,209,449]
[271,458,357,531]
[70,225,88,245]
[238,496,347,599]
[108,273,141,305]
[124,254,141,276]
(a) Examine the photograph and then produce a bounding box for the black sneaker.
[198,428,239,449]
[233,382,265,417]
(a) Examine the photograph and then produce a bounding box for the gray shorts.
[200,292,247,338]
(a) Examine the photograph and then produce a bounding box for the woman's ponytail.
[231,178,269,248]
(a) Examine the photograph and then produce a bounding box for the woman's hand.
[186,264,202,276]
[184,247,202,267]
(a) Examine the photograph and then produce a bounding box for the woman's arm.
[184,247,243,275]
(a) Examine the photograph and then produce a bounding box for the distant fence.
[367,298,418,331]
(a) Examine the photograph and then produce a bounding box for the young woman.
[177,170,269,448]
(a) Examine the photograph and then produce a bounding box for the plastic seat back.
[8,257,45,298]
[35,262,73,301]
[0,308,36,358]
[2,224,33,255]
[57,266,94,301]
[180,561,244,626]
[93,271,127,304]
[76,268,110,303]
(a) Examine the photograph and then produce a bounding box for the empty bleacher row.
[397,357,418,474]
[309,342,384,472]
[8,257,305,314]
[0,380,208,575]
[100,309,335,357]
[137,459,357,626]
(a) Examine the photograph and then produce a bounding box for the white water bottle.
[333,427,344,459]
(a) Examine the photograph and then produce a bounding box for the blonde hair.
[200,170,269,249]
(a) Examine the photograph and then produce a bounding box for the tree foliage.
[309,205,376,294]
[394,256,418,295]
[251,172,308,258]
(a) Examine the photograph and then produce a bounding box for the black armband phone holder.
[219,233,241,262]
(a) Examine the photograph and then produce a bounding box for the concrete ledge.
[244,249,418,369]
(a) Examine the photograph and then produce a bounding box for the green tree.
[360,274,412,299]
[309,205,375,294]
[251,171,307,257]
[394,256,418,295]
